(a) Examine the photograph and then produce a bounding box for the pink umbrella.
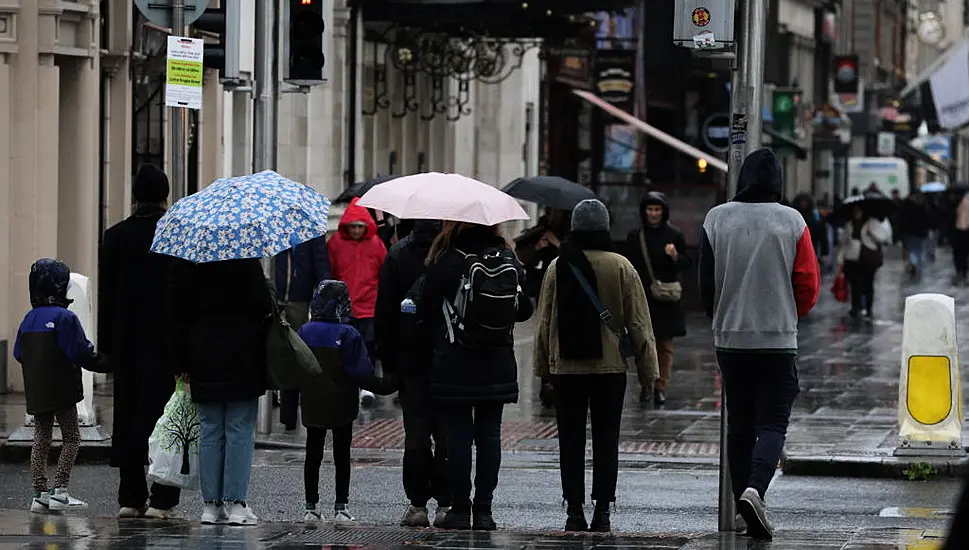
[355,172,530,226]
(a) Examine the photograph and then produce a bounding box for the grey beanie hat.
[571,198,610,232]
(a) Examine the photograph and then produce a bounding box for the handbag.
[639,232,682,302]
[265,295,323,391]
[831,267,849,303]
[567,264,638,370]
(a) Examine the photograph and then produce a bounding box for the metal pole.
[254,0,277,435]
[170,0,186,202]
[345,2,359,188]
[745,0,768,157]
[717,387,735,531]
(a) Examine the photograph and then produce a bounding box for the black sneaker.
[564,504,587,531]
[589,503,611,533]
[437,508,471,530]
[653,388,667,406]
[639,386,653,405]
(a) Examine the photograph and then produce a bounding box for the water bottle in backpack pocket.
[399,274,424,348]
[443,247,521,347]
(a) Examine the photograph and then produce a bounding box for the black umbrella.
[334,174,400,204]
[501,176,596,211]
[838,190,895,221]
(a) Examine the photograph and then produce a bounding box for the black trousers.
[552,373,626,504]
[953,229,969,277]
[304,424,353,507]
[400,374,450,508]
[844,261,875,313]
[118,466,180,510]
[717,352,799,501]
[944,473,969,549]
[442,402,504,513]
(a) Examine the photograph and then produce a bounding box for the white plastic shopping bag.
[148,379,201,490]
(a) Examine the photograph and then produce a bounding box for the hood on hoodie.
[733,148,783,203]
[310,279,352,323]
[338,197,378,239]
[29,258,73,309]
[640,191,670,227]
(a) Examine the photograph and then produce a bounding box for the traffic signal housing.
[284,0,327,86]
[192,3,241,83]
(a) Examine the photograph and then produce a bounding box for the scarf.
[556,230,615,360]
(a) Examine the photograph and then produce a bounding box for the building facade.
[0,0,543,392]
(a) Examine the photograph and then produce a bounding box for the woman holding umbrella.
[836,192,893,319]
[357,173,533,531]
[152,171,332,526]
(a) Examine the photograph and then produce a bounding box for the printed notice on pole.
[165,37,204,110]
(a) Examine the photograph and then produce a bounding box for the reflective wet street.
[0,250,966,548]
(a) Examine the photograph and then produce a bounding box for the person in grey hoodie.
[698,148,820,540]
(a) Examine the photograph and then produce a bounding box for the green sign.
[772,89,800,156]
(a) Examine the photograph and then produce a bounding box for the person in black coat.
[622,192,690,406]
[98,164,182,518]
[373,220,452,528]
[897,191,934,275]
[273,237,331,431]
[419,222,533,531]
[170,258,273,525]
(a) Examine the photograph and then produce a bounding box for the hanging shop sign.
[595,49,636,116]
[929,41,969,130]
[772,88,800,155]
[548,47,595,91]
[700,113,730,153]
[673,0,735,51]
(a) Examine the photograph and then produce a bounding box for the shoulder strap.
[567,263,624,339]
[638,231,656,281]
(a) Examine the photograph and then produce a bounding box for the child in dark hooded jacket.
[14,259,104,514]
[298,279,397,524]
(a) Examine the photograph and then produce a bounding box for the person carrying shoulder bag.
[533,199,659,533]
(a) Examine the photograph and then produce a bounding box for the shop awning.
[572,89,730,173]
[763,126,808,160]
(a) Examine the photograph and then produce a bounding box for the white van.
[847,157,910,199]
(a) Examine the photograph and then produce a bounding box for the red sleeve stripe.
[793,226,821,317]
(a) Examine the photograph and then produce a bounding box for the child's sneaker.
[226,502,258,526]
[304,507,322,523]
[48,488,87,511]
[334,505,356,525]
[360,390,376,408]
[30,491,50,514]
[400,505,430,527]
[200,502,228,525]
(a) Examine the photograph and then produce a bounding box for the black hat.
[133,164,170,203]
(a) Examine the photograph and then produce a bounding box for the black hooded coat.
[622,193,689,339]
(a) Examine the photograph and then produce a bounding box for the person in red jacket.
[328,197,387,364]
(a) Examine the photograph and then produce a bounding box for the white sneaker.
[304,509,322,523]
[226,502,259,526]
[360,390,376,407]
[738,487,774,540]
[400,505,430,527]
[433,506,450,528]
[200,502,228,525]
[334,507,356,525]
[118,506,146,518]
[30,492,50,514]
[144,507,183,520]
[48,489,88,511]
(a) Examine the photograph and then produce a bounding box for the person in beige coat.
[532,199,659,533]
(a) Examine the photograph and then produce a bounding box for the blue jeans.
[197,399,258,502]
[903,235,926,268]
[442,403,504,513]
[717,352,800,501]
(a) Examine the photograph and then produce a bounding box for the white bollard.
[894,293,967,457]
[19,273,107,441]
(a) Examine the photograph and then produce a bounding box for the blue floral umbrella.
[151,170,331,263]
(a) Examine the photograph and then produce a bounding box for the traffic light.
[193,3,240,83]
[833,55,859,95]
[284,0,327,86]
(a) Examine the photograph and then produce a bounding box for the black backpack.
[443,247,521,348]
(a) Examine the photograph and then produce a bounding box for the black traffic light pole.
[346,1,359,188]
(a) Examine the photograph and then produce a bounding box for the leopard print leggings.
[31,407,80,493]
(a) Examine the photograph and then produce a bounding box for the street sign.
[701,113,730,153]
[134,0,206,29]
[165,37,204,110]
